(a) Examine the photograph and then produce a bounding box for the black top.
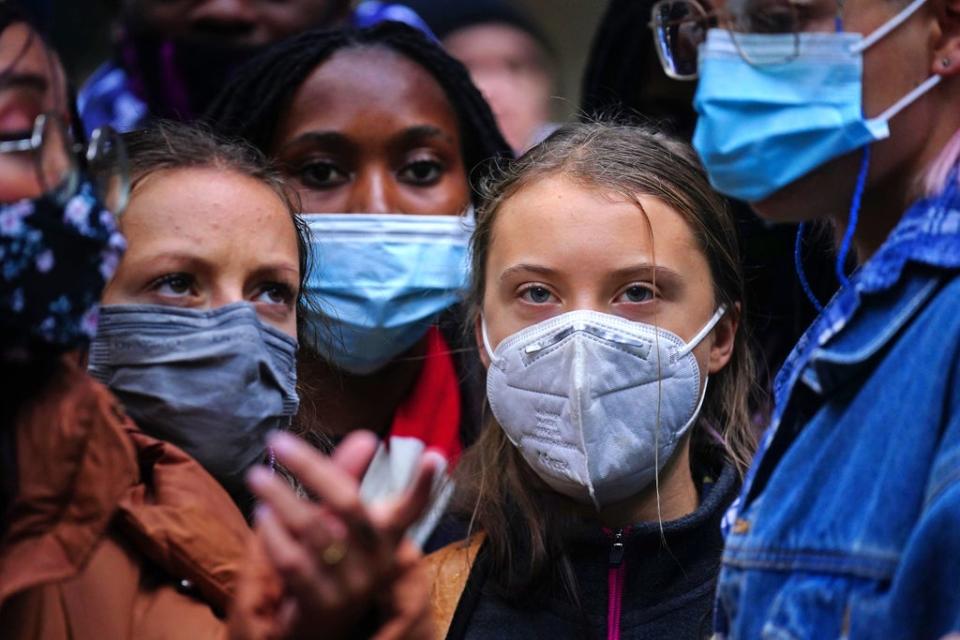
[446,463,740,640]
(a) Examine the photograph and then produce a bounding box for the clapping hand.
[229,430,441,640]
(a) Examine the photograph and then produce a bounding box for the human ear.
[707,302,739,375]
[475,313,491,370]
[932,0,960,76]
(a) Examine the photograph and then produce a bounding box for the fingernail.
[246,465,271,489]
[267,430,297,456]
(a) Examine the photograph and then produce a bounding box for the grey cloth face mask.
[88,302,299,500]
[483,307,725,510]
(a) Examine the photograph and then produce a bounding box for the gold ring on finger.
[321,540,347,566]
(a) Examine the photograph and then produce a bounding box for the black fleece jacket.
[445,463,740,640]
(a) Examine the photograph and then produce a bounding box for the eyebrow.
[132,252,299,283]
[276,131,352,156]
[278,124,454,155]
[499,263,560,281]
[0,72,48,94]
[499,262,683,284]
[607,264,683,284]
[248,263,301,284]
[394,125,454,147]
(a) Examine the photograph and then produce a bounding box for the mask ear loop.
[677,304,728,357]
[480,314,498,362]
[850,0,931,53]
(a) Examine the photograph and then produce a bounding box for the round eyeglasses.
[0,113,130,214]
[647,0,837,80]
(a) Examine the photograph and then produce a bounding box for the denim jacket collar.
[775,181,960,421]
[722,177,960,536]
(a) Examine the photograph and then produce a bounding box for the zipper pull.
[609,528,625,567]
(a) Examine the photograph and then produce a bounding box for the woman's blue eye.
[622,285,654,303]
[523,286,553,304]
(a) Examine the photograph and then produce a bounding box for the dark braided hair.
[205,20,512,204]
[580,0,698,139]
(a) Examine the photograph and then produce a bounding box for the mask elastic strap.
[873,75,942,123]
[687,375,710,432]
[480,315,497,361]
[835,146,872,288]
[678,305,728,357]
[794,223,825,313]
[851,0,930,52]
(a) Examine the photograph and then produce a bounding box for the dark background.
[38,0,604,120]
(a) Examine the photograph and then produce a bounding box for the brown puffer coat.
[0,357,250,639]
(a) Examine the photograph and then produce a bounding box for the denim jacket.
[715,181,960,639]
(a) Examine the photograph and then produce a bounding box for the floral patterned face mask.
[1,181,126,359]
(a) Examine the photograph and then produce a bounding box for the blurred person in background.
[401,0,557,153]
[77,0,433,134]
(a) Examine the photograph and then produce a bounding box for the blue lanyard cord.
[794,146,871,313]
[794,222,825,314]
[835,146,872,288]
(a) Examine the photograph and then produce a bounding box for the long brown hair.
[451,121,760,596]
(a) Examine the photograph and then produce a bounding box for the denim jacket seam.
[925,470,960,510]
[722,544,900,562]
[925,460,960,510]
[721,546,898,580]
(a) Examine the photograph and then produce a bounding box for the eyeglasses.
[649,0,838,79]
[0,113,130,214]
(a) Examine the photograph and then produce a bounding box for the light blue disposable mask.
[302,213,473,375]
[693,0,940,202]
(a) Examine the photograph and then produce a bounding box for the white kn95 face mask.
[483,307,725,509]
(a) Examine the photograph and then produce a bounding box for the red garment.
[388,326,463,468]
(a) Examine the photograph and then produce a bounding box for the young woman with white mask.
[649,0,960,635]
[207,21,513,549]
[425,122,759,640]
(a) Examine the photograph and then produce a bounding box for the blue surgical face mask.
[693,0,940,202]
[88,303,299,500]
[302,213,473,375]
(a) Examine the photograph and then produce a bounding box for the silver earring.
[943,58,952,68]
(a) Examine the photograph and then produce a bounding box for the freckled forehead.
[275,45,462,144]
[122,168,297,251]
